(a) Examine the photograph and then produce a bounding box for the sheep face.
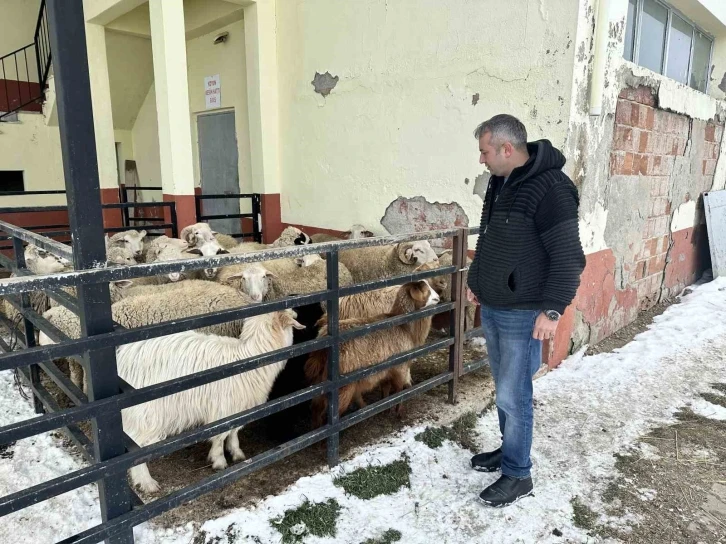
[122,230,147,258]
[224,264,274,302]
[25,245,68,274]
[186,245,229,279]
[271,226,312,247]
[107,246,137,267]
[407,280,440,309]
[343,224,375,239]
[398,241,439,265]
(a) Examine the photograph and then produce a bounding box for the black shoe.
[478,475,534,507]
[470,448,502,473]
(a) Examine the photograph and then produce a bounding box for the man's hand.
[533,312,558,341]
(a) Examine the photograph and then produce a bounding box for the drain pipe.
[590,0,611,116]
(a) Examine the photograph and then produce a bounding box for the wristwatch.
[544,310,561,321]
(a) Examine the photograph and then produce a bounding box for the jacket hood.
[507,139,566,186]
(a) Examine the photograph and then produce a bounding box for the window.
[0,171,24,192]
[624,0,713,93]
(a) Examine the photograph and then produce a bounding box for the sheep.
[337,262,446,320]
[2,245,70,322]
[106,230,146,260]
[269,226,311,247]
[180,223,228,257]
[338,240,439,284]
[228,242,269,253]
[305,279,440,427]
[214,232,240,251]
[310,224,375,243]
[106,245,137,267]
[264,257,354,300]
[40,281,256,391]
[118,309,304,493]
[140,235,189,264]
[216,262,275,303]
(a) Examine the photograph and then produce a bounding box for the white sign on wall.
[204,74,221,109]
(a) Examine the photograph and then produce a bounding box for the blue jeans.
[480,306,542,478]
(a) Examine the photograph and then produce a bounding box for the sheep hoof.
[211,458,228,471]
[135,478,161,494]
[230,450,246,463]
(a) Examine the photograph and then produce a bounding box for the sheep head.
[414,262,447,296]
[270,226,312,247]
[109,230,146,257]
[343,224,375,239]
[222,263,275,302]
[295,254,323,267]
[24,245,68,275]
[397,241,439,265]
[180,223,227,256]
[107,246,137,267]
[402,279,440,310]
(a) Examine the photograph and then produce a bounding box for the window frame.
[629,0,714,93]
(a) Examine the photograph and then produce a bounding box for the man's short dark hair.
[474,114,528,151]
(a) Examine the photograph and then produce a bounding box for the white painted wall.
[275,0,581,233]
[131,83,162,189]
[0,0,41,69]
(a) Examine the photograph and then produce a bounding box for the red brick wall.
[556,86,719,356]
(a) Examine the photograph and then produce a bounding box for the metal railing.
[0,0,51,120]
[0,189,178,250]
[118,185,165,229]
[195,192,262,243]
[0,223,485,543]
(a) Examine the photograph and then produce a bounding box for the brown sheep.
[304,279,440,427]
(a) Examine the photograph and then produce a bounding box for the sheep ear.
[280,311,306,330]
[295,257,305,266]
[362,230,375,238]
[342,230,352,238]
[438,249,453,256]
[217,248,229,254]
[187,248,203,256]
[265,270,277,278]
[211,230,219,236]
[226,271,246,279]
[139,230,147,238]
[114,279,134,289]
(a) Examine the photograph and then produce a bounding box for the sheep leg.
[130,463,161,494]
[311,396,328,428]
[337,385,357,418]
[208,432,230,470]
[387,367,410,417]
[225,427,246,463]
[354,390,367,409]
[69,360,85,392]
[124,423,162,493]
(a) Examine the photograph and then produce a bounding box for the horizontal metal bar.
[56,370,454,544]
[0,331,333,443]
[0,290,330,372]
[0,206,68,213]
[1,294,78,347]
[0,220,73,260]
[338,265,456,298]
[37,358,87,405]
[339,371,453,430]
[0,384,326,517]
[0,224,70,231]
[101,202,173,210]
[123,187,161,191]
[103,225,174,234]
[463,357,489,375]
[198,213,254,220]
[195,194,257,200]
[338,302,454,344]
[465,326,484,341]
[0,229,459,296]
[126,217,164,223]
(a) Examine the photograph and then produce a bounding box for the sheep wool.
[338,240,439,283]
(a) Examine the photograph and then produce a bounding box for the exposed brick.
[623,152,635,175]
[646,256,660,276]
[714,143,721,160]
[638,131,649,153]
[654,216,669,236]
[705,123,716,142]
[635,260,647,281]
[665,200,672,215]
[671,138,680,156]
[653,111,666,133]
[644,218,655,239]
[630,103,641,128]
[650,177,661,197]
[657,235,670,254]
[642,237,658,259]
[660,178,670,197]
[615,101,632,125]
[619,86,656,106]
[652,197,669,216]
[614,125,634,151]
[652,155,662,176]
[703,159,717,176]
[637,154,650,175]
[645,108,655,130]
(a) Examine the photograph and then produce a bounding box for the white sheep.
[310,224,375,243]
[269,226,311,247]
[40,281,255,391]
[180,223,228,257]
[106,230,147,260]
[338,240,439,283]
[214,232,241,250]
[118,309,304,492]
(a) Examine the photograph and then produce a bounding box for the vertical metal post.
[45,2,134,543]
[12,237,43,414]
[448,229,467,404]
[119,185,130,228]
[169,201,179,238]
[325,249,340,467]
[194,194,202,224]
[252,194,262,243]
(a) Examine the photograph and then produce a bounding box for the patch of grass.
[361,528,402,544]
[415,411,479,452]
[701,391,726,409]
[571,496,598,531]
[271,498,341,543]
[334,456,411,500]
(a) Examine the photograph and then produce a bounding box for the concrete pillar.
[244,0,282,242]
[86,23,122,228]
[149,0,197,231]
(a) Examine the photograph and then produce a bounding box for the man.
[467,114,585,507]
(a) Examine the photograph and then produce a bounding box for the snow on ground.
[689,396,726,421]
[1,278,726,543]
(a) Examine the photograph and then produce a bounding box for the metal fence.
[195,193,262,243]
[0,222,485,543]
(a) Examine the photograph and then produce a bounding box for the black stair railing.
[0,0,52,121]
